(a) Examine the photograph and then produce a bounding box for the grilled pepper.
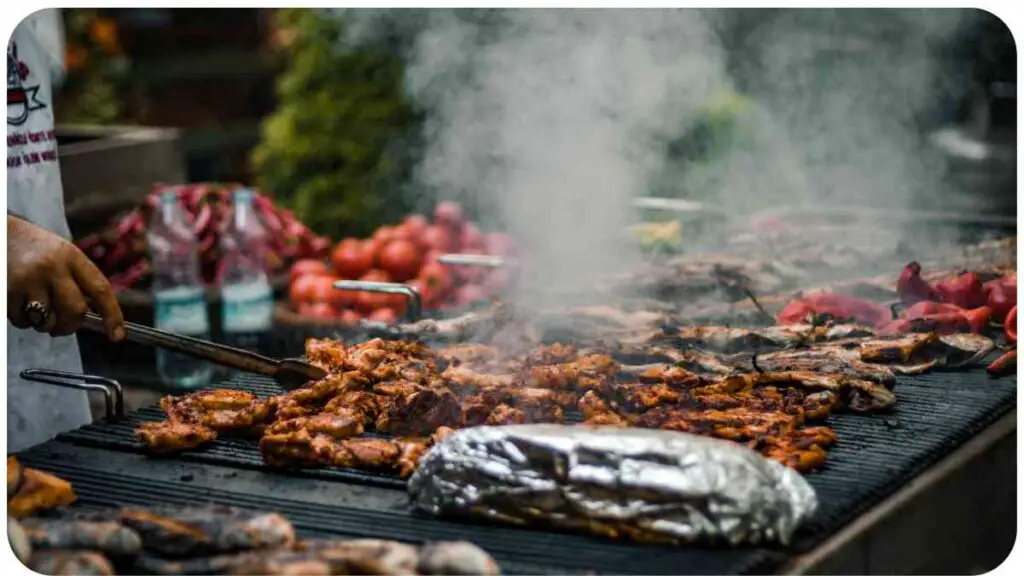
[896,262,939,304]
[1005,306,1016,344]
[777,293,890,328]
[962,306,993,334]
[984,277,1017,322]
[933,272,988,310]
[986,350,1016,378]
[879,312,970,336]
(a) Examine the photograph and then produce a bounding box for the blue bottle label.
[154,287,210,335]
[222,282,274,333]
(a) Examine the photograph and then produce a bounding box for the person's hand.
[7,215,125,340]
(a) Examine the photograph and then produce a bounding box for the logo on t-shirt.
[7,43,47,126]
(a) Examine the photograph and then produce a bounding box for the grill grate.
[47,368,1016,573]
[13,457,782,575]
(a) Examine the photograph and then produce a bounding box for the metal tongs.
[80,312,326,390]
[20,369,125,421]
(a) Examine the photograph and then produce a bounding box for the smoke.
[336,8,982,306]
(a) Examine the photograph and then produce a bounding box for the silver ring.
[24,300,50,328]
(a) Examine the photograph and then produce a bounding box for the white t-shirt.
[7,9,91,452]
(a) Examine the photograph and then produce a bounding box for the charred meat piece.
[305,338,349,372]
[323,390,381,424]
[116,506,295,558]
[373,381,425,398]
[375,386,462,436]
[581,411,631,427]
[395,438,431,478]
[438,343,502,366]
[485,405,527,426]
[285,371,370,405]
[634,406,800,441]
[577,390,613,420]
[21,518,142,557]
[159,390,273,432]
[330,438,402,470]
[442,365,520,389]
[29,550,114,576]
[260,428,337,468]
[802,391,841,420]
[612,382,684,412]
[693,371,895,413]
[7,456,24,499]
[8,466,76,518]
[135,421,217,454]
[265,411,364,439]
[727,348,898,388]
[635,365,704,389]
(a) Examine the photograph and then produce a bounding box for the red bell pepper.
[983,278,1017,322]
[897,262,939,304]
[933,272,987,310]
[962,306,993,334]
[1005,306,1017,344]
[903,301,965,320]
[777,300,815,325]
[879,313,970,336]
[986,350,1016,378]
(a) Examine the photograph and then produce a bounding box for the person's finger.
[49,275,90,336]
[69,252,125,342]
[8,291,31,328]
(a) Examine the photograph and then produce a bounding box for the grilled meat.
[726,348,898,388]
[260,430,402,471]
[265,411,364,439]
[417,541,502,575]
[20,518,142,557]
[29,550,114,576]
[285,371,369,405]
[135,420,217,453]
[159,390,272,432]
[827,332,995,373]
[396,438,431,478]
[485,405,527,425]
[116,506,295,557]
[8,456,24,499]
[375,386,462,436]
[331,438,402,470]
[323,390,381,424]
[8,465,76,518]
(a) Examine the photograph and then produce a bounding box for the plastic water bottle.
[148,190,214,388]
[219,188,274,353]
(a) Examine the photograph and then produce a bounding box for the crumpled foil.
[408,425,817,546]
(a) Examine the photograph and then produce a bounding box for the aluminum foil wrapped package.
[409,425,817,546]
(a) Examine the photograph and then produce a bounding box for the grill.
[43,365,1016,573]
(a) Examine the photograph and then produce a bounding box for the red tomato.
[404,214,429,237]
[289,259,329,285]
[368,307,399,325]
[422,249,443,266]
[434,201,464,230]
[406,278,437,308]
[372,225,396,245]
[378,239,424,281]
[455,284,487,307]
[391,222,416,243]
[306,276,339,303]
[331,240,374,279]
[418,261,454,297]
[422,225,456,253]
[354,270,392,313]
[459,222,485,251]
[289,274,324,306]
[485,232,515,256]
[338,308,362,328]
[303,301,336,319]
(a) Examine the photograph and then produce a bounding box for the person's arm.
[7,214,124,340]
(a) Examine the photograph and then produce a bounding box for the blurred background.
[55,8,1016,243]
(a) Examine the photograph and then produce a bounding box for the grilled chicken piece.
[828,332,995,374]
[634,365,704,388]
[159,390,273,432]
[693,371,895,413]
[438,343,501,366]
[260,428,336,467]
[373,381,425,398]
[8,456,24,499]
[331,438,402,470]
[417,541,502,575]
[578,390,612,420]
[116,506,295,557]
[431,426,456,444]
[485,405,527,425]
[20,518,142,557]
[635,407,800,441]
[323,390,381,424]
[442,365,520,389]
[29,550,114,576]
[375,386,462,436]
[305,338,349,372]
[802,391,841,420]
[265,411,364,439]
[581,411,631,427]
[7,466,76,518]
[727,348,898,388]
[395,438,431,478]
[135,420,217,454]
[286,371,370,404]
[613,382,683,412]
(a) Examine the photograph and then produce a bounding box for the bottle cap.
[160,190,179,204]
[233,188,255,202]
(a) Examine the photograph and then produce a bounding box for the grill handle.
[333,280,422,322]
[19,369,124,421]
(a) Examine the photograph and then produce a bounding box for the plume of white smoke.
[336,8,983,305]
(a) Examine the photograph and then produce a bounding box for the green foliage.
[252,9,417,240]
[55,9,129,125]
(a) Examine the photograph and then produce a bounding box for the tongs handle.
[334,280,422,322]
[20,369,124,420]
[81,312,280,378]
[437,253,511,269]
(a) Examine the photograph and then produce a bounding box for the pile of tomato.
[287,202,515,325]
